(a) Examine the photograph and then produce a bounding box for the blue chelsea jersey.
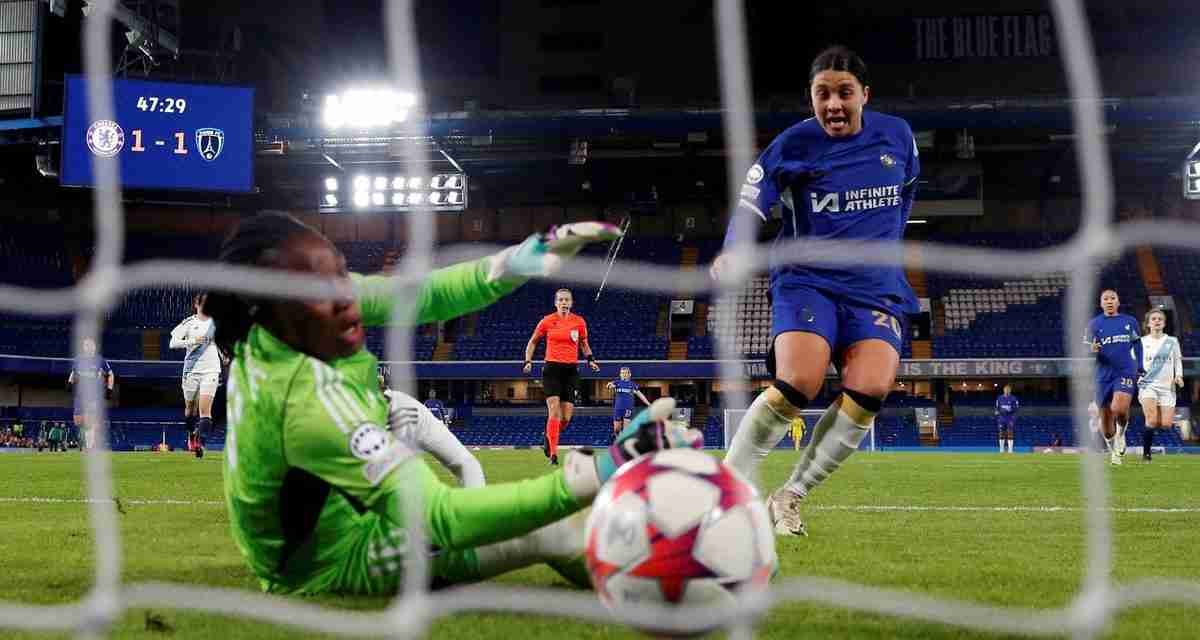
[72,356,112,381]
[612,379,639,409]
[723,110,921,315]
[996,394,1019,416]
[1084,313,1140,378]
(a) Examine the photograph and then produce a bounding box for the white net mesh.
[2,0,1199,637]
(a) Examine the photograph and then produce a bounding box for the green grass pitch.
[1,449,1197,639]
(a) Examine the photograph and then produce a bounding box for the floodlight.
[323,89,419,129]
[325,177,338,192]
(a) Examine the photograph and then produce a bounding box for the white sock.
[784,404,871,498]
[724,390,793,482]
[1006,439,1012,453]
[473,508,589,580]
[999,438,1004,452]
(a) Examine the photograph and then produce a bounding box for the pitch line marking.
[2,497,1198,513]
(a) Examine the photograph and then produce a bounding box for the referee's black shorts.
[541,362,580,402]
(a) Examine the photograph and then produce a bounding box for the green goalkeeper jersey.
[223,259,584,594]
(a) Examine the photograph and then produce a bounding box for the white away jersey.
[1138,334,1182,389]
[170,315,221,376]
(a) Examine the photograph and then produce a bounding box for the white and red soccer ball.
[584,448,777,622]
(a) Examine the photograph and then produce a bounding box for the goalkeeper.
[205,212,700,595]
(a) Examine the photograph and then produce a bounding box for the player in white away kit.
[169,293,223,458]
[1137,308,1182,462]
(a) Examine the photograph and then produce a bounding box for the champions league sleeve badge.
[85,120,124,158]
[196,128,225,161]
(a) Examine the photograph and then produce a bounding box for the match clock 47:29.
[62,75,254,193]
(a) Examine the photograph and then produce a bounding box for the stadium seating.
[453,414,616,448]
[937,413,1185,450]
[1154,248,1200,354]
[701,413,916,450]
[453,281,667,360]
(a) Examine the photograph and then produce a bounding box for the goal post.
[722,408,876,452]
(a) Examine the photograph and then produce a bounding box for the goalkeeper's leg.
[471,508,591,587]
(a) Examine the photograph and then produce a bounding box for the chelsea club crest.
[880,153,897,168]
[195,128,225,161]
[86,120,124,158]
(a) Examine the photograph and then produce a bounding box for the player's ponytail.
[203,211,322,358]
[809,45,869,88]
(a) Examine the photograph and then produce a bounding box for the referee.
[523,288,600,465]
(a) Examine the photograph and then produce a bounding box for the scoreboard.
[60,76,254,193]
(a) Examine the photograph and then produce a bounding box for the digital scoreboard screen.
[60,75,254,193]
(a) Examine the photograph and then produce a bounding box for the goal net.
[722,408,876,452]
[0,0,1195,638]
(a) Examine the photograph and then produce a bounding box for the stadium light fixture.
[319,172,468,213]
[1185,142,1200,200]
[323,89,419,129]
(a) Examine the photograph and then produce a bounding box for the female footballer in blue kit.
[717,46,920,536]
[1085,289,1141,466]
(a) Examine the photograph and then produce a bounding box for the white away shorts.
[1138,383,1176,408]
[182,372,220,402]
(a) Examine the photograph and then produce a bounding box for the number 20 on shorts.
[872,311,903,340]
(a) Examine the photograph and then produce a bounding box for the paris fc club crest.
[195,128,224,161]
[86,120,124,158]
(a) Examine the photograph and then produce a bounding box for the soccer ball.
[584,449,777,630]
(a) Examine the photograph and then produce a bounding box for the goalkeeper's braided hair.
[203,211,323,357]
[809,44,869,88]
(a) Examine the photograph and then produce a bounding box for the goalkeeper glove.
[486,222,622,283]
[562,397,703,501]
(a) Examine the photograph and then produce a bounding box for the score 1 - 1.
[129,129,188,155]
